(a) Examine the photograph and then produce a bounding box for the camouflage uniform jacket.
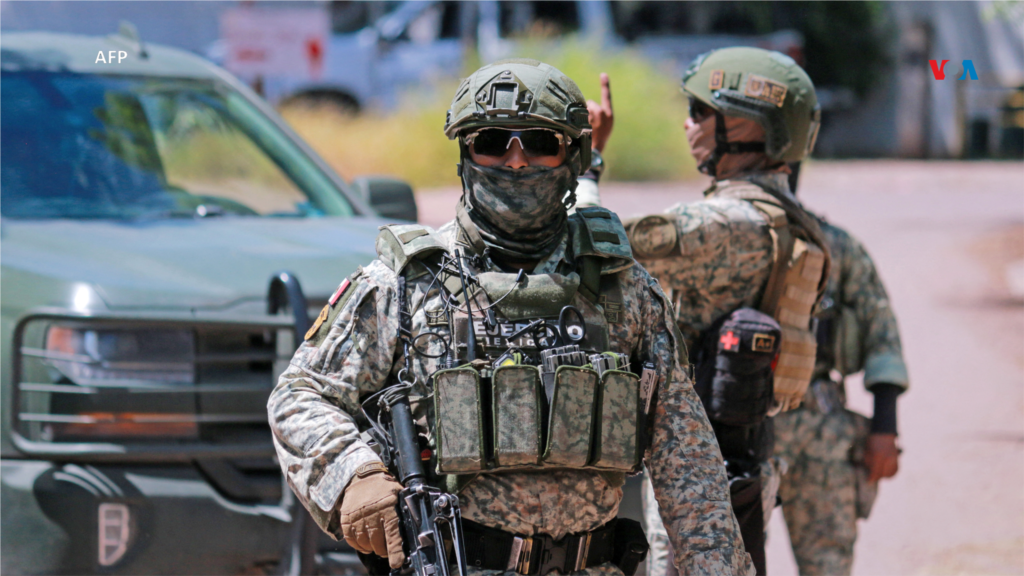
[267,219,754,575]
[814,219,909,391]
[636,172,793,349]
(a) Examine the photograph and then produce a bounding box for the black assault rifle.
[360,274,468,576]
[363,386,467,576]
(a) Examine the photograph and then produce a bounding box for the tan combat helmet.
[444,59,592,174]
[682,47,821,165]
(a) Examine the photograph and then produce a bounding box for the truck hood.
[1,216,389,310]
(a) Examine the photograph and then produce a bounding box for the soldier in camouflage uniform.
[582,48,906,576]
[772,164,908,576]
[267,59,753,576]
[579,48,832,576]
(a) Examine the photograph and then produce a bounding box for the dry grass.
[280,39,701,190]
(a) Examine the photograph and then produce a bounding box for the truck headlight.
[41,325,198,439]
[45,325,195,385]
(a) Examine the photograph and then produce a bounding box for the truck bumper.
[2,459,293,575]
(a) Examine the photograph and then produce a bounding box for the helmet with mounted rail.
[444,59,592,174]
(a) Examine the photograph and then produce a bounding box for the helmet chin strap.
[701,111,768,178]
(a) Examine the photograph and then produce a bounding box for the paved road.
[416,160,1024,575]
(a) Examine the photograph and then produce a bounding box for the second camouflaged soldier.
[268,59,753,576]
[610,48,832,576]
[773,165,908,576]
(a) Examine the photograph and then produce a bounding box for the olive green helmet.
[682,47,821,163]
[444,59,592,172]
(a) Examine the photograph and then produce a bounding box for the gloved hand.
[339,464,405,569]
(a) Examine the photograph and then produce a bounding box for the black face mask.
[458,157,577,261]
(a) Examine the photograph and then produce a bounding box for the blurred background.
[1,2,1022,575]
[3,0,1023,188]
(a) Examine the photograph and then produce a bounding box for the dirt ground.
[416,160,1024,575]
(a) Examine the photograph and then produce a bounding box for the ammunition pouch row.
[433,363,644,475]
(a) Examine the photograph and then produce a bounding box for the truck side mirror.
[352,176,419,222]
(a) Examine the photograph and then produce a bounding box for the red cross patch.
[329,279,351,306]
[720,331,740,351]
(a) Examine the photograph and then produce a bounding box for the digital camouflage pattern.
[772,219,908,575]
[545,366,599,467]
[813,219,909,389]
[435,367,485,473]
[773,407,859,576]
[493,365,543,467]
[594,371,641,470]
[625,172,802,576]
[628,173,790,350]
[268,219,754,575]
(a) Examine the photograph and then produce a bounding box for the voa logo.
[929,59,979,80]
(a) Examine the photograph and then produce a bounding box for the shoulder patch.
[305,305,330,341]
[305,273,362,343]
[745,74,787,108]
[626,214,678,259]
[708,69,725,90]
[329,278,352,306]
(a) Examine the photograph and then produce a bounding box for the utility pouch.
[612,518,650,576]
[543,365,599,467]
[770,238,826,411]
[492,365,543,467]
[433,366,485,474]
[591,370,642,470]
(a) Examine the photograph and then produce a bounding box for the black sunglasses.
[464,128,567,158]
[688,97,714,121]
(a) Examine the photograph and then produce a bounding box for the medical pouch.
[693,307,781,427]
[591,370,642,470]
[542,365,599,467]
[433,367,485,474]
[492,365,543,466]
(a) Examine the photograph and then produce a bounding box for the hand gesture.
[587,73,614,153]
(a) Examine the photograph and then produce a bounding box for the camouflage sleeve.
[632,265,754,575]
[828,223,909,390]
[267,260,401,538]
[643,199,772,348]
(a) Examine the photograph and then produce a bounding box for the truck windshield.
[1,71,353,219]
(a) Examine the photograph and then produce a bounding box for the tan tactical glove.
[339,462,405,569]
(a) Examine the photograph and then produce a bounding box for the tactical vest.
[375,208,654,480]
[627,181,830,413]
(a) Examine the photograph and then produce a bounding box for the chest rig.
[375,208,658,479]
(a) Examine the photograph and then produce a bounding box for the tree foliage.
[726,1,892,98]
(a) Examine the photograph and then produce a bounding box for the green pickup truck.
[1,29,416,575]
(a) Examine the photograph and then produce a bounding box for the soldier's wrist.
[869,383,901,435]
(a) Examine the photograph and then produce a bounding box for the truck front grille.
[12,309,296,466]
